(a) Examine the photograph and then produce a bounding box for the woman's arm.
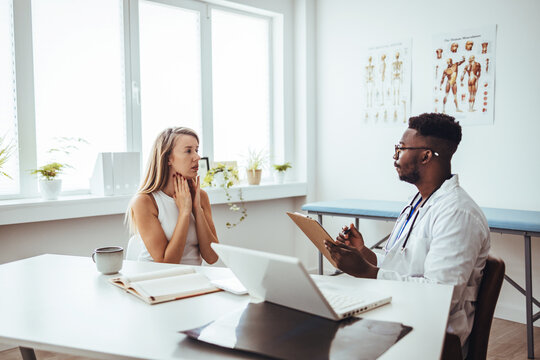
[190,178,219,264]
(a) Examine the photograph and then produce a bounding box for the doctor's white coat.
[376,175,490,348]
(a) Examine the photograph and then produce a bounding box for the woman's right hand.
[336,223,365,251]
[173,174,192,214]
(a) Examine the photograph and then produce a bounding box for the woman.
[126,127,218,264]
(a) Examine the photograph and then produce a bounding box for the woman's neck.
[161,178,175,198]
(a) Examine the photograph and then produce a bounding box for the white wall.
[0,197,306,265]
[315,0,540,324]
[0,215,129,264]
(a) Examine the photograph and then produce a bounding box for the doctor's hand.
[336,224,365,251]
[325,240,379,279]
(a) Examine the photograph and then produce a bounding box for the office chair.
[442,254,506,360]
[125,236,143,260]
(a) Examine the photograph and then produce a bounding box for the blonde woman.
[126,127,218,264]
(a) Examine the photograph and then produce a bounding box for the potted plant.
[29,137,87,200]
[202,163,248,229]
[0,135,14,179]
[272,162,292,184]
[30,162,67,200]
[246,149,267,185]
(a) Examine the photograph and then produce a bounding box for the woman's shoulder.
[200,187,208,197]
[132,193,158,212]
[199,188,212,207]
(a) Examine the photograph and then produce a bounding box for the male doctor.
[325,113,490,356]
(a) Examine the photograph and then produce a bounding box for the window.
[3,0,284,200]
[137,1,273,171]
[0,0,18,195]
[138,0,202,166]
[31,0,126,191]
[211,9,271,166]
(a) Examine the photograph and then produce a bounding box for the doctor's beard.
[398,164,420,184]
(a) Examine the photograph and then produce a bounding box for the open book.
[110,267,221,305]
[286,211,338,268]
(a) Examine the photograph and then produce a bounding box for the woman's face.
[168,134,200,179]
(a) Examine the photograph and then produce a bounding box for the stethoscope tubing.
[385,190,436,253]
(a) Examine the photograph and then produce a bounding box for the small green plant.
[30,162,67,181]
[29,137,88,181]
[246,148,267,171]
[202,163,239,188]
[0,135,14,179]
[272,162,292,172]
[202,163,248,229]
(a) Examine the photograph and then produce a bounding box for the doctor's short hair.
[408,113,462,153]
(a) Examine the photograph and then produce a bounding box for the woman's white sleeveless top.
[133,190,201,265]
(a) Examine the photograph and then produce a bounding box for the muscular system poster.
[432,25,496,125]
[362,39,412,125]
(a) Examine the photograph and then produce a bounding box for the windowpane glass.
[0,0,19,194]
[32,0,126,191]
[212,10,270,166]
[139,1,202,166]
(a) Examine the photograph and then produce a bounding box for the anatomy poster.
[362,40,412,125]
[432,26,496,125]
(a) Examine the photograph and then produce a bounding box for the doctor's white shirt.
[376,174,490,348]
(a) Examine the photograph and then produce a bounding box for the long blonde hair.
[126,127,199,234]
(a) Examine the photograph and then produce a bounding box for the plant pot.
[39,179,62,200]
[246,169,262,185]
[274,171,285,184]
[213,171,227,187]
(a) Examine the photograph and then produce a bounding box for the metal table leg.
[525,234,534,359]
[318,214,323,275]
[317,216,367,274]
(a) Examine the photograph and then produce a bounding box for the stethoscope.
[385,190,437,254]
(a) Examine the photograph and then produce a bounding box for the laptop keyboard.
[323,292,365,311]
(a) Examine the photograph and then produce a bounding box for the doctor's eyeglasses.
[394,144,439,159]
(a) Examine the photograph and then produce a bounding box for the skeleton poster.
[362,40,412,125]
[432,26,496,125]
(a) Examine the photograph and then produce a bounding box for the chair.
[442,254,506,360]
[125,235,143,260]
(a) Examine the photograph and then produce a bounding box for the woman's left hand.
[189,176,202,211]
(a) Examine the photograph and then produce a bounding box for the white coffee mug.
[92,246,124,275]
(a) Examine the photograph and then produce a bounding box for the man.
[440,57,466,113]
[461,55,482,112]
[326,113,490,356]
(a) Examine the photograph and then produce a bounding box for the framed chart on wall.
[432,25,496,125]
[361,39,412,126]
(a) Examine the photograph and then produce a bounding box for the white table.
[0,254,453,359]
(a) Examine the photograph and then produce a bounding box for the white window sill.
[0,182,307,226]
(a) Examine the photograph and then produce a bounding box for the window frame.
[3,0,285,201]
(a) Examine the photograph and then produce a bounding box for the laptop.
[211,243,391,321]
